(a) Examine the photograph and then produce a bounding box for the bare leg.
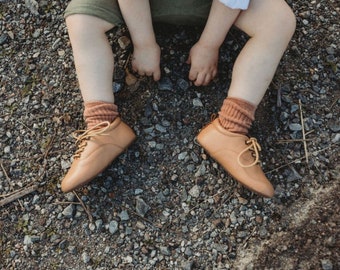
[65,15,115,103]
[229,0,296,105]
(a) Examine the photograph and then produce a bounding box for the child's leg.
[62,12,136,192]
[197,0,295,197]
[65,14,115,103]
[227,0,296,105]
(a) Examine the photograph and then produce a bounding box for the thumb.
[153,68,161,81]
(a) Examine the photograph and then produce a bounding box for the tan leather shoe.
[196,118,274,197]
[61,117,136,193]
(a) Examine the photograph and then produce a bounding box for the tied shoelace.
[237,137,261,168]
[71,121,111,159]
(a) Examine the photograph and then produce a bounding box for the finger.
[212,69,218,79]
[188,68,198,82]
[203,73,212,86]
[186,55,191,64]
[153,69,161,81]
[194,73,205,86]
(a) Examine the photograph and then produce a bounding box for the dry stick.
[330,95,340,109]
[266,142,339,174]
[0,185,38,207]
[126,207,160,229]
[277,138,313,144]
[299,99,309,164]
[0,135,54,205]
[73,191,93,224]
[0,162,13,190]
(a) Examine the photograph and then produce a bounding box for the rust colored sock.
[83,101,119,129]
[218,97,256,135]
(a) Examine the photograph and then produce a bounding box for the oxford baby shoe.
[61,117,136,192]
[196,118,274,197]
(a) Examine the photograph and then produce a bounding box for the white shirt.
[219,0,250,10]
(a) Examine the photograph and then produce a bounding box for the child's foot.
[61,117,136,192]
[196,118,274,197]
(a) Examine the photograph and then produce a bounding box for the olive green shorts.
[64,0,212,26]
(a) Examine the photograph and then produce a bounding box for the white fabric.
[219,0,250,10]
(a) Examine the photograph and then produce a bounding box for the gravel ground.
[0,0,339,269]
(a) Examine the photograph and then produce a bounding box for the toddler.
[61,0,296,197]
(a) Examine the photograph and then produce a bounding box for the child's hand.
[187,42,219,86]
[132,43,161,81]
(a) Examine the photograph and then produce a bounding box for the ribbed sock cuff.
[218,97,256,135]
[84,101,119,129]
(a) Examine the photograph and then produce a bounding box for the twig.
[330,95,340,109]
[130,209,162,229]
[243,227,257,248]
[73,191,93,224]
[266,142,339,174]
[277,138,313,144]
[299,99,309,164]
[0,185,38,207]
[0,162,13,190]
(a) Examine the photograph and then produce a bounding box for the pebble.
[136,221,146,230]
[0,33,8,45]
[118,210,130,221]
[82,252,91,264]
[109,220,119,234]
[188,185,201,198]
[320,259,333,270]
[289,123,302,131]
[177,78,190,90]
[24,235,33,246]
[158,77,173,91]
[135,197,151,217]
[62,205,74,218]
[192,98,203,107]
[159,246,171,256]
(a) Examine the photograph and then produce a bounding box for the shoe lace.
[71,121,111,159]
[237,137,262,168]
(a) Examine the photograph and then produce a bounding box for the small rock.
[136,197,151,217]
[62,205,74,218]
[326,46,335,55]
[109,220,119,234]
[193,98,203,107]
[118,210,130,221]
[82,252,91,264]
[24,235,33,245]
[0,34,8,45]
[182,261,193,270]
[289,123,302,131]
[321,259,333,270]
[4,146,10,154]
[95,219,103,230]
[325,236,336,247]
[159,246,171,256]
[177,78,189,90]
[118,36,131,49]
[188,185,201,198]
[178,151,188,160]
[136,221,146,230]
[158,77,173,91]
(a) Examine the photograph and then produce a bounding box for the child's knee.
[282,5,296,38]
[65,14,114,33]
[274,3,296,39]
